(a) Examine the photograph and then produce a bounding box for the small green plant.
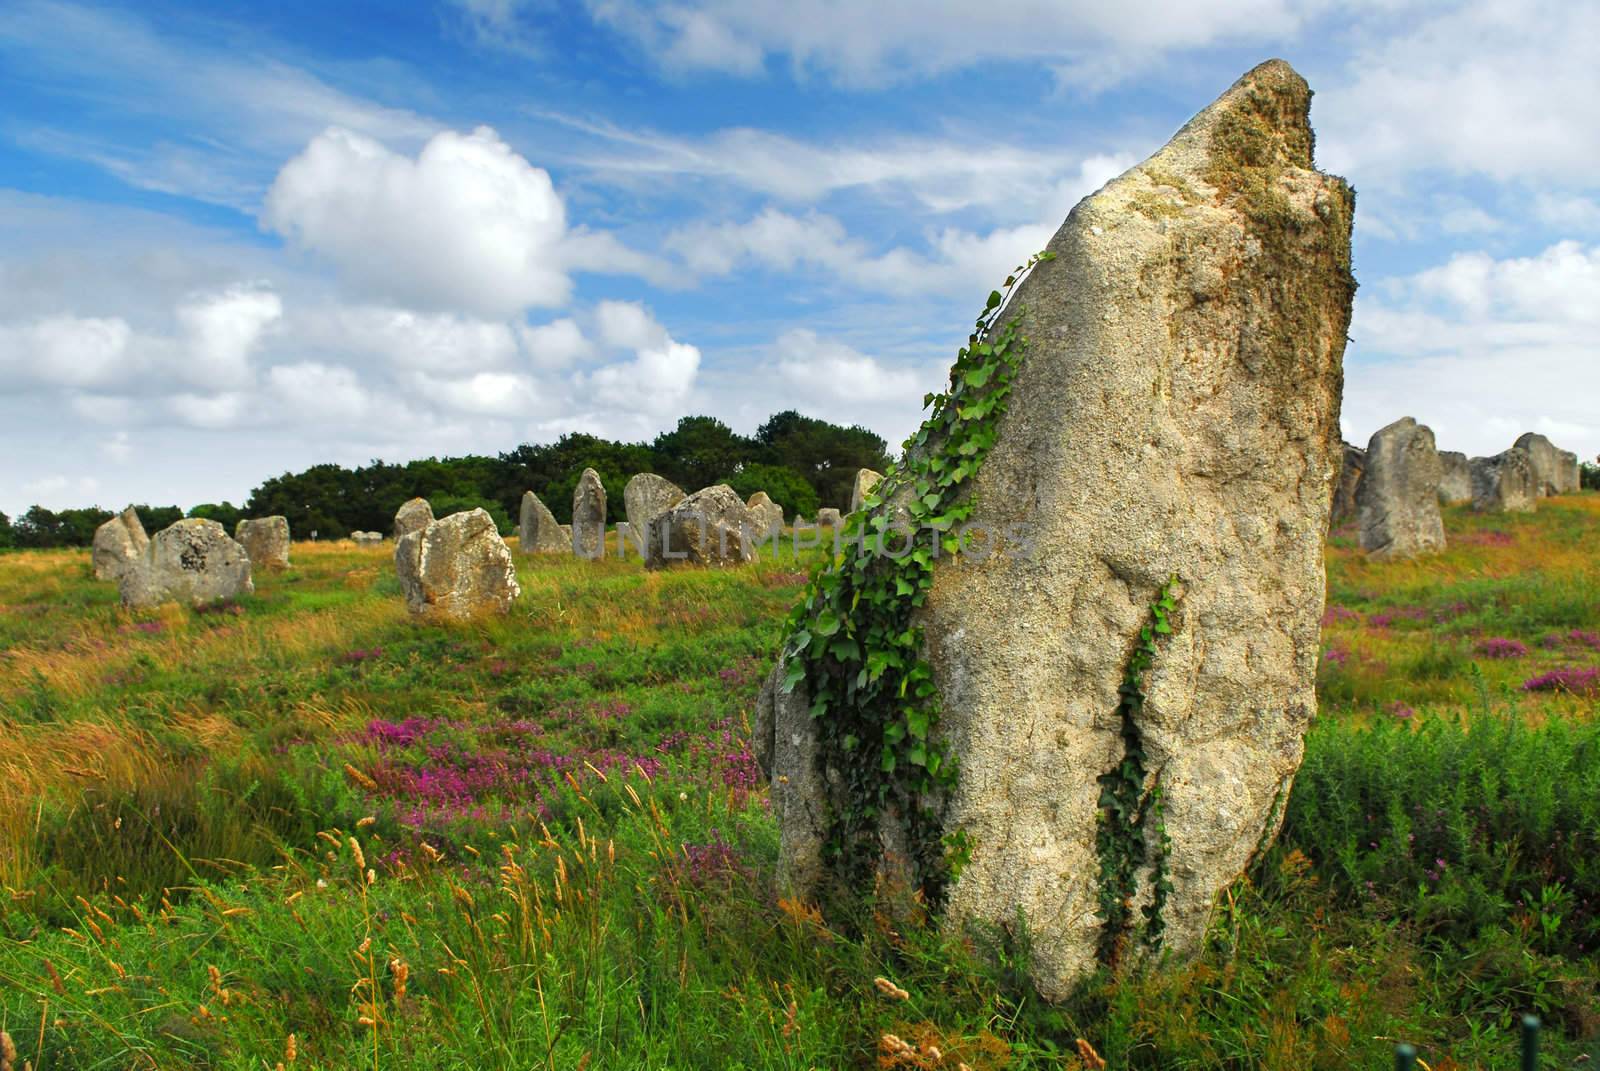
[1095,577,1180,965]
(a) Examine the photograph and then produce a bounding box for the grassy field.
[0,500,1597,1069]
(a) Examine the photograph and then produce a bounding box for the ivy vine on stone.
[779,251,1055,903]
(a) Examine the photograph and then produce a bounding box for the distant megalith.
[394,509,520,621]
[623,474,685,555]
[235,516,290,571]
[644,485,756,569]
[746,491,784,536]
[850,469,882,514]
[572,469,608,560]
[814,508,842,528]
[92,506,148,581]
[1328,443,1365,530]
[1437,451,1472,506]
[351,531,384,546]
[394,497,434,541]
[1357,418,1445,559]
[1470,448,1538,513]
[518,491,567,554]
[1514,433,1580,496]
[755,60,1355,999]
[120,519,254,609]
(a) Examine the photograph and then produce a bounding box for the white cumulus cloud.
[263,126,573,319]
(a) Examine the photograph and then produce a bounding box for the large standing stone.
[394,509,520,620]
[1470,448,1538,513]
[755,60,1355,999]
[394,497,434,541]
[235,516,291,570]
[572,469,607,559]
[1437,451,1472,505]
[92,506,148,581]
[850,469,883,514]
[746,491,785,536]
[1357,418,1445,559]
[644,485,755,569]
[623,474,685,555]
[1328,443,1365,530]
[518,491,567,554]
[1514,433,1580,495]
[119,519,254,609]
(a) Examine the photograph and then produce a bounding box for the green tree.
[188,502,244,531]
[429,494,514,535]
[718,463,818,522]
[754,411,892,510]
[651,416,753,493]
[0,510,13,549]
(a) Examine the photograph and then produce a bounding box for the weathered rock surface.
[1437,451,1472,505]
[1357,418,1445,559]
[394,509,520,620]
[120,519,254,608]
[756,60,1355,999]
[518,491,567,554]
[1328,443,1365,529]
[623,474,685,555]
[235,516,291,570]
[394,498,434,541]
[1470,448,1538,513]
[644,485,755,569]
[850,469,883,514]
[746,492,784,536]
[1514,433,1580,496]
[572,469,607,560]
[92,506,148,581]
[814,508,842,528]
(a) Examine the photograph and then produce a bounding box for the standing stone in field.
[746,491,784,536]
[394,508,520,621]
[850,469,883,514]
[1328,443,1365,530]
[119,519,254,609]
[92,506,149,581]
[1357,417,1445,559]
[623,474,685,555]
[815,507,842,527]
[1470,448,1538,513]
[394,497,434,541]
[352,531,384,546]
[1437,451,1472,506]
[644,485,755,569]
[755,60,1356,999]
[1514,433,1580,496]
[572,469,607,559]
[235,516,290,570]
[518,491,567,554]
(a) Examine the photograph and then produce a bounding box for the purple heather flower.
[1476,637,1529,659]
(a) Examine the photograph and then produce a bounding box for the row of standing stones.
[91,509,290,609]
[86,461,882,617]
[387,466,884,621]
[1332,419,1583,559]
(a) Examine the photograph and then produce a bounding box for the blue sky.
[1,0,1596,513]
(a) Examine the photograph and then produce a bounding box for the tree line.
[0,411,893,548]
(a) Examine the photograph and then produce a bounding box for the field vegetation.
[0,498,1597,1068]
